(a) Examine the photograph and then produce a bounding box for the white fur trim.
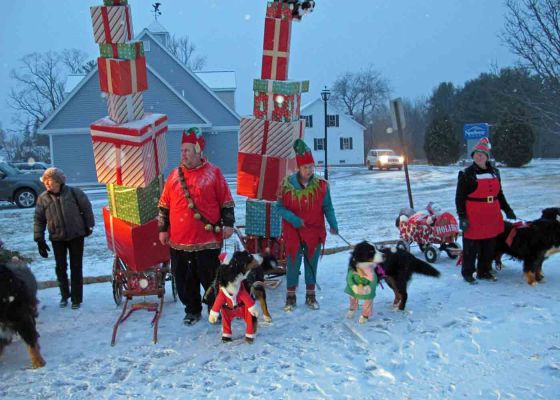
[476,173,495,180]
[390,247,397,253]
[222,332,232,338]
[399,215,409,223]
[209,310,220,324]
[245,333,256,339]
[248,304,259,317]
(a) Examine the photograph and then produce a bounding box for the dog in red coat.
[209,252,259,343]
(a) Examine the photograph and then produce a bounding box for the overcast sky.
[0,0,518,132]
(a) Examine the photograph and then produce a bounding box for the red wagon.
[396,203,462,263]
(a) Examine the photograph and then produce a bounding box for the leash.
[337,233,354,247]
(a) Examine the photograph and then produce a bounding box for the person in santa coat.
[276,139,338,311]
[455,137,516,283]
[158,128,235,325]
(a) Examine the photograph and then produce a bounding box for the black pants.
[51,236,84,304]
[170,248,220,316]
[462,237,496,278]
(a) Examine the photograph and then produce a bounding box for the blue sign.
[463,123,489,140]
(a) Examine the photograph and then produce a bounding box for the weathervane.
[152,2,162,20]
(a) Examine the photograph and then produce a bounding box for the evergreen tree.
[424,115,461,165]
[492,120,534,167]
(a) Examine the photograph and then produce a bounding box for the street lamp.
[320,86,331,180]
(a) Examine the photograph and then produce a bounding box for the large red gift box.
[90,113,168,188]
[254,91,301,122]
[237,152,296,201]
[239,117,304,158]
[90,5,134,44]
[261,17,291,80]
[98,57,148,96]
[103,207,169,271]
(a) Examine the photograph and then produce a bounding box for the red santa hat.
[293,138,314,167]
[182,127,205,153]
[471,137,491,158]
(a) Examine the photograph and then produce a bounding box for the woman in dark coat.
[455,138,515,283]
[33,168,94,308]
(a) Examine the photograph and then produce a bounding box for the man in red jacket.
[158,128,235,325]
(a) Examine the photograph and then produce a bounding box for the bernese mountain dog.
[351,241,440,310]
[0,263,46,368]
[494,207,560,285]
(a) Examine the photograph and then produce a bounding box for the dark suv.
[0,162,45,207]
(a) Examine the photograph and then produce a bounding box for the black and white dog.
[351,241,441,310]
[0,263,46,368]
[494,207,560,285]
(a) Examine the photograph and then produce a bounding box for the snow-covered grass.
[0,159,559,399]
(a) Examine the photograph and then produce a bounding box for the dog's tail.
[412,257,441,277]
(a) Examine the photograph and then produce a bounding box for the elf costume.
[276,139,338,310]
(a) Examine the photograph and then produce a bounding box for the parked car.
[12,161,50,173]
[0,162,45,207]
[366,149,404,170]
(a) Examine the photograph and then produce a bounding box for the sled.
[110,257,176,346]
[396,203,462,263]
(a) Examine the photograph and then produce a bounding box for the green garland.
[280,173,322,207]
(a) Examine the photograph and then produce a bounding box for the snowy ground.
[1,159,559,399]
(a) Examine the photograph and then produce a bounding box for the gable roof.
[301,98,367,130]
[136,29,239,126]
[39,28,239,134]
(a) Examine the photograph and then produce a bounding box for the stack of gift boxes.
[237,1,311,254]
[89,0,169,278]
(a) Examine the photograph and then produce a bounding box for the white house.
[300,98,365,167]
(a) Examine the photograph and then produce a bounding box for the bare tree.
[167,34,207,71]
[61,49,91,74]
[502,0,560,88]
[7,52,66,128]
[331,66,391,125]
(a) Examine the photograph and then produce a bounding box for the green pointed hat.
[293,138,314,166]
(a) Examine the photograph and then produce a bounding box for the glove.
[459,218,469,231]
[85,227,93,237]
[37,240,50,258]
[505,210,516,220]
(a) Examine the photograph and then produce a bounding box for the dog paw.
[263,315,272,324]
[346,310,355,319]
[358,315,368,324]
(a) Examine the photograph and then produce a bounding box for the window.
[314,138,325,151]
[143,40,151,52]
[327,114,339,127]
[340,137,353,150]
[301,115,313,128]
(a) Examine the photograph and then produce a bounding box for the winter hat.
[471,137,491,158]
[40,167,66,184]
[181,127,205,153]
[293,138,314,167]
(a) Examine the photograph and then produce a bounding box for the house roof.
[40,28,239,134]
[195,71,236,91]
[301,98,367,130]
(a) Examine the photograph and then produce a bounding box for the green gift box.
[99,41,144,60]
[107,175,162,225]
[253,79,309,95]
[103,0,128,5]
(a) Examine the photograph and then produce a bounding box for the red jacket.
[159,160,234,251]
